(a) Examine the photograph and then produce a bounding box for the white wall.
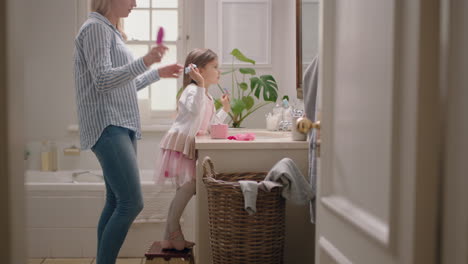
[23,0,298,170]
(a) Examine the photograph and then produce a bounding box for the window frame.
[124,0,188,124]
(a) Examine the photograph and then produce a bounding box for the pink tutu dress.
[155,96,214,187]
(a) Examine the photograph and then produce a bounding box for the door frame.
[440,0,468,263]
[1,0,26,263]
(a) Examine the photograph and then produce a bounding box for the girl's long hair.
[90,0,127,40]
[180,49,218,99]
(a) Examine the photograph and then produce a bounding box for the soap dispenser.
[49,141,58,171]
[40,140,58,171]
[40,141,50,171]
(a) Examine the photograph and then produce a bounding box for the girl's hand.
[188,64,205,88]
[221,94,231,112]
[143,45,168,67]
[158,64,183,78]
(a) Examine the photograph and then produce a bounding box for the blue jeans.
[91,125,144,264]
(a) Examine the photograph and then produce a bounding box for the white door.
[315,1,441,263]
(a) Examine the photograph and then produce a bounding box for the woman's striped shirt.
[74,12,159,149]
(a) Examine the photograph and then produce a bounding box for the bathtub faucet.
[72,170,104,181]
[72,170,90,180]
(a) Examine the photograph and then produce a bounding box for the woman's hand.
[220,94,231,112]
[143,45,168,67]
[187,64,205,88]
[158,64,183,78]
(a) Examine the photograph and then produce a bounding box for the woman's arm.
[134,70,160,91]
[82,23,150,93]
[134,64,182,91]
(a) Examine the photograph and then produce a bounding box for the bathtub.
[25,170,195,258]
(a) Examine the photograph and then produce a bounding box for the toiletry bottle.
[272,103,283,130]
[280,99,293,130]
[40,140,50,171]
[49,141,58,171]
[282,99,293,124]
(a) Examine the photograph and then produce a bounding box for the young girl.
[154,48,230,250]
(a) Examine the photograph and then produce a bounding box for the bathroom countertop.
[195,129,309,150]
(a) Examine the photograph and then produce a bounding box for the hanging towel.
[239,180,259,215]
[265,158,314,205]
[239,180,283,215]
[303,55,319,223]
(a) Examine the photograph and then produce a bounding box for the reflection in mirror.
[296,0,320,99]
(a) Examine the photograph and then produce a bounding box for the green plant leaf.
[214,98,222,110]
[250,75,279,102]
[242,96,255,110]
[282,95,289,101]
[230,49,256,65]
[239,68,256,75]
[221,69,236,75]
[231,98,247,115]
[239,82,248,91]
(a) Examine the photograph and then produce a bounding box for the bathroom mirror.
[296,0,320,99]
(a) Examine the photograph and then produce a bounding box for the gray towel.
[303,55,319,223]
[265,158,313,205]
[239,180,283,215]
[239,180,258,215]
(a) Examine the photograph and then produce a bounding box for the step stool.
[144,241,195,264]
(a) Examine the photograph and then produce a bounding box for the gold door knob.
[312,120,321,130]
[296,117,321,134]
[296,117,313,134]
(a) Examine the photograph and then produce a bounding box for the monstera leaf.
[230,49,256,65]
[242,96,255,110]
[239,82,248,91]
[250,75,278,102]
[220,48,279,128]
[230,98,247,115]
[239,68,256,75]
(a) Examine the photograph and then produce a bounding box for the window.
[123,0,186,121]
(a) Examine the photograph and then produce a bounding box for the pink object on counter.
[210,124,228,139]
[227,133,256,141]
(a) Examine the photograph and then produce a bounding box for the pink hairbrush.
[156,27,164,45]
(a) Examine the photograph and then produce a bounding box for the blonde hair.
[90,0,127,40]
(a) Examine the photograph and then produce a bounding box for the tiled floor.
[28,258,145,264]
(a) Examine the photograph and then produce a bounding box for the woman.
[74,0,183,263]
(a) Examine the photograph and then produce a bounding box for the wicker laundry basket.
[202,156,286,264]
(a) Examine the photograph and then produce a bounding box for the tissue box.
[210,124,228,139]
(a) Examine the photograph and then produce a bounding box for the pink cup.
[210,124,228,139]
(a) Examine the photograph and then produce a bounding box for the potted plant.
[214,49,279,128]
